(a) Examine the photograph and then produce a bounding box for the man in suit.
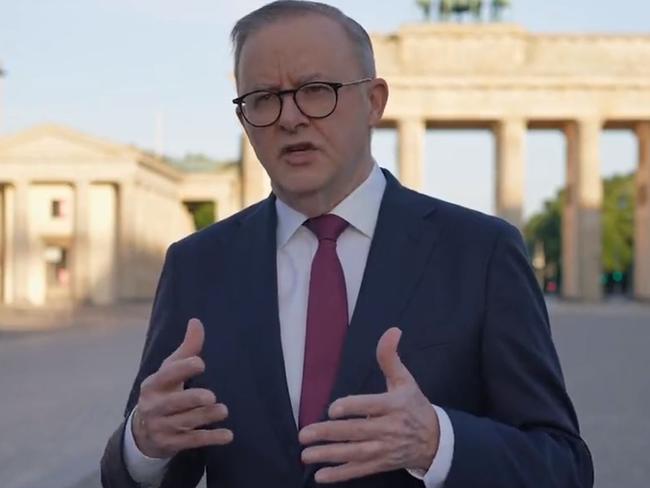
[101,1,593,487]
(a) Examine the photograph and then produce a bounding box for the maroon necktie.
[298,214,349,429]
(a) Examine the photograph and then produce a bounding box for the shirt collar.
[275,163,386,248]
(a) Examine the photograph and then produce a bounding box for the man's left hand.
[299,327,440,484]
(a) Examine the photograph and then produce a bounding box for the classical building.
[2,23,650,307]
[0,124,240,307]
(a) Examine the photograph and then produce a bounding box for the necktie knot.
[305,214,349,242]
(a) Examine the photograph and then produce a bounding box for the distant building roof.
[168,153,238,173]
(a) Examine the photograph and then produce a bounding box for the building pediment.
[0,124,139,163]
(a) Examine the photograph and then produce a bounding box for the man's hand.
[132,318,233,458]
[299,327,440,484]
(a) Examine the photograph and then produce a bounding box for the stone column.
[0,184,4,303]
[117,180,137,300]
[12,180,31,306]
[562,118,603,301]
[634,121,650,300]
[241,135,271,207]
[73,180,91,303]
[397,117,426,191]
[495,118,526,228]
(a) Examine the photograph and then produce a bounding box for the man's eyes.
[302,84,329,94]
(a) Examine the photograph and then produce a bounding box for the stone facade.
[0,124,239,307]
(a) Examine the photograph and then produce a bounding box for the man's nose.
[277,94,309,132]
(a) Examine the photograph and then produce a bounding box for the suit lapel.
[303,171,441,484]
[228,197,302,467]
[332,171,440,404]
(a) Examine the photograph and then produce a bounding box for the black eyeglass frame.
[232,78,373,127]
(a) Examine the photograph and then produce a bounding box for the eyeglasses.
[232,78,373,128]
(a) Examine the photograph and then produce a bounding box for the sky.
[1,0,647,218]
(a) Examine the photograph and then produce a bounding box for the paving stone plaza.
[0,300,648,488]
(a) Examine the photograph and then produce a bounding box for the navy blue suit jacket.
[101,170,593,487]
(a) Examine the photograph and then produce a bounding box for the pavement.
[0,298,648,488]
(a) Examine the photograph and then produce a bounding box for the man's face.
[236,14,387,208]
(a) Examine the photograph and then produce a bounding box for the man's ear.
[368,78,389,127]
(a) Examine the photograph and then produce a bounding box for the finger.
[327,392,394,419]
[175,427,234,451]
[299,418,382,445]
[149,388,216,417]
[152,356,205,390]
[164,403,229,433]
[166,318,205,363]
[376,327,413,389]
[315,460,385,484]
[302,440,381,465]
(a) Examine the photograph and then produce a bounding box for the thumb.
[376,327,413,390]
[170,318,205,361]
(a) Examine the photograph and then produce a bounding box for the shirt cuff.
[406,405,455,488]
[123,407,171,486]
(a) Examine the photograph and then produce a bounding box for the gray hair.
[231,1,376,81]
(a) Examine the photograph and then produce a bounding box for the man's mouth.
[281,142,317,155]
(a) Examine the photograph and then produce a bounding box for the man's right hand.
[132,318,233,458]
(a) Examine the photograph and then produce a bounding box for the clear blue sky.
[1,0,647,217]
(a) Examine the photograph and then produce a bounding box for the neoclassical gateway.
[1,23,649,308]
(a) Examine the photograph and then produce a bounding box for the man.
[101,1,593,487]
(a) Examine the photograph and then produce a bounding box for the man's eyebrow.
[250,73,329,91]
[296,73,328,84]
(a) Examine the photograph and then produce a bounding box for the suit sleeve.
[444,222,594,487]
[100,243,206,488]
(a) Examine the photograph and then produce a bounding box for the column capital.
[73,178,91,187]
[636,120,650,139]
[495,116,527,126]
[398,115,425,122]
[10,178,29,187]
[570,116,604,132]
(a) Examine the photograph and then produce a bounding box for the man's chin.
[273,175,332,201]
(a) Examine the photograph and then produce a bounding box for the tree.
[524,189,564,291]
[524,172,635,294]
[184,202,216,230]
[601,174,635,292]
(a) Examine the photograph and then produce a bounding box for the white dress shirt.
[124,164,454,487]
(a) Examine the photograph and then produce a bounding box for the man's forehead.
[240,15,354,55]
[237,16,355,89]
